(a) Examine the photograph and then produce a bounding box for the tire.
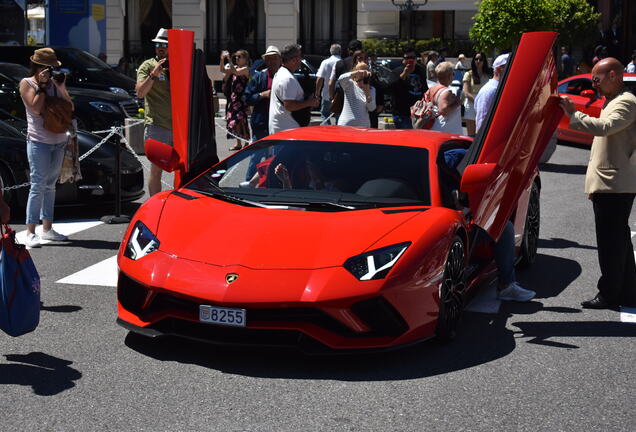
[435,236,466,342]
[519,182,540,268]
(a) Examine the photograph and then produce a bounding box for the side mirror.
[580,89,596,99]
[460,163,499,213]
[145,138,180,173]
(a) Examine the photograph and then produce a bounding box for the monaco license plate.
[199,305,246,327]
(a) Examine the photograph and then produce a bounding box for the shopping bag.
[58,120,82,184]
[0,225,41,336]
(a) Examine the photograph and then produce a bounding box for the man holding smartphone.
[136,28,172,197]
[388,47,428,129]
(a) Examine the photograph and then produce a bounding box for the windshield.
[186,140,430,210]
[55,49,111,72]
[0,63,28,81]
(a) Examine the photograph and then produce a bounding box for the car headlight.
[109,86,129,96]
[343,242,410,281]
[124,221,160,260]
[89,101,121,113]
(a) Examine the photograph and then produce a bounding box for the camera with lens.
[47,66,66,84]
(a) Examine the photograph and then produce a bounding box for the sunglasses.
[403,55,416,60]
[475,57,483,61]
[155,42,168,48]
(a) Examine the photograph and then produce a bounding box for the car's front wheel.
[435,236,466,342]
[519,182,540,267]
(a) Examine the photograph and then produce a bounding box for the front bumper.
[117,251,440,352]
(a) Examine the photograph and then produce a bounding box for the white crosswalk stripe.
[16,219,103,245]
[57,255,118,287]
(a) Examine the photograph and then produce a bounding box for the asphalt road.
[0,125,635,432]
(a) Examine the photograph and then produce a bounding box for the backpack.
[411,85,446,130]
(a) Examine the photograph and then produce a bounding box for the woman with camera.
[336,61,376,128]
[220,49,251,151]
[18,48,73,249]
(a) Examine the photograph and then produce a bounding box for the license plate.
[199,305,246,327]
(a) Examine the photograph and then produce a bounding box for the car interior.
[241,141,431,204]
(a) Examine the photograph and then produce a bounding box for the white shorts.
[463,98,476,121]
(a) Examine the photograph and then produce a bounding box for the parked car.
[0,111,144,208]
[116,31,560,353]
[0,62,141,132]
[0,46,136,97]
[557,73,636,145]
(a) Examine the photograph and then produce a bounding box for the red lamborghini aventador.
[116,31,562,353]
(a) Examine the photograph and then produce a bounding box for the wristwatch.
[150,75,158,81]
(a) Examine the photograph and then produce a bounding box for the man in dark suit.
[244,46,282,142]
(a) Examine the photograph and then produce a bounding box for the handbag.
[411,85,445,130]
[329,87,344,115]
[58,119,82,184]
[43,86,73,134]
[0,224,41,337]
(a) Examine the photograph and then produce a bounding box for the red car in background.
[557,73,636,145]
[115,31,561,353]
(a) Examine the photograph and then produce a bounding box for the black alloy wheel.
[519,182,540,267]
[435,236,466,342]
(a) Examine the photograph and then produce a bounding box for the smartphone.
[406,59,416,67]
[362,76,370,84]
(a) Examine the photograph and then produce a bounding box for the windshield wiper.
[263,201,356,210]
[192,189,273,208]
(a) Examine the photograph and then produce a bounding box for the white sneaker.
[498,282,536,302]
[40,229,68,241]
[25,233,41,249]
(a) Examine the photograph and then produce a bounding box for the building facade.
[104,0,479,63]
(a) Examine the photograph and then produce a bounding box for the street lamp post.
[391,0,429,41]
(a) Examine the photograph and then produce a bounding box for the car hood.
[68,86,131,102]
[155,192,425,269]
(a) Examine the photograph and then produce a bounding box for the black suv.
[0,46,136,97]
[0,62,140,131]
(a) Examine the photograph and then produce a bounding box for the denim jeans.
[493,220,516,287]
[392,114,413,129]
[26,139,66,225]
[320,98,332,124]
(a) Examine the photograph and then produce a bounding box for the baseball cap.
[493,53,510,68]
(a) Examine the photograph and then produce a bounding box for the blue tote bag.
[0,225,41,336]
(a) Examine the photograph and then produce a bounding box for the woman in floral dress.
[220,49,251,150]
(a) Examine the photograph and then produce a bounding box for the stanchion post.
[101,134,131,224]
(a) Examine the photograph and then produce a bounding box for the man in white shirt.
[269,44,319,134]
[474,53,509,133]
[315,44,341,124]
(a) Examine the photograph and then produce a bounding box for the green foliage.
[362,38,475,57]
[470,0,600,52]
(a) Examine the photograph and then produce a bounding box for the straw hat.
[262,45,281,58]
[30,47,61,67]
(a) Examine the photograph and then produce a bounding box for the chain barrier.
[0,119,165,192]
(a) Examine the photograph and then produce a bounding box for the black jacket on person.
[388,63,428,116]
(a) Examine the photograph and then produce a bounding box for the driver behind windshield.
[274,153,340,191]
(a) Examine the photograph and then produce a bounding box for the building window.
[299,0,356,55]
[206,0,265,61]
[399,10,455,41]
[126,0,172,58]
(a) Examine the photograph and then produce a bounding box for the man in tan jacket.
[560,58,636,309]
